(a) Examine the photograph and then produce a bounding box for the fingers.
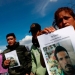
[35,26,56,37]
[42,26,56,34]
[4,60,10,66]
[47,26,56,32]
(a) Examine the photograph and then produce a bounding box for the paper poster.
[37,26,75,75]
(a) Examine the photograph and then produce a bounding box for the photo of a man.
[7,57,18,68]
[54,46,75,75]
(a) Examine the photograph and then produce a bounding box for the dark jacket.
[2,42,31,75]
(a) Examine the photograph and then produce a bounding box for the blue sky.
[0,0,75,50]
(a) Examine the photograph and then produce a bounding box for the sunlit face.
[57,51,73,74]
[57,11,75,29]
[7,36,16,46]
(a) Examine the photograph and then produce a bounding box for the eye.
[64,16,70,20]
[10,38,13,40]
[7,38,13,41]
[59,58,63,61]
[65,56,69,59]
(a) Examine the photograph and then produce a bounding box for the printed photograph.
[7,56,18,68]
[5,50,20,68]
[43,39,75,75]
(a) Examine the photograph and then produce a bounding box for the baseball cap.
[29,23,41,33]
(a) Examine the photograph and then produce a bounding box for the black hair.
[29,23,41,33]
[54,46,69,61]
[6,33,16,38]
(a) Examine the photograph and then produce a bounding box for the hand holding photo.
[5,50,20,68]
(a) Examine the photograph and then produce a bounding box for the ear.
[15,38,16,41]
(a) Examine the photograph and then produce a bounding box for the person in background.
[2,33,31,75]
[0,50,8,75]
[29,23,48,75]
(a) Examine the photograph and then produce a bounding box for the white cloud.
[19,35,32,49]
[0,49,3,53]
[0,45,6,51]
[0,0,58,17]
[32,0,57,17]
[32,0,50,16]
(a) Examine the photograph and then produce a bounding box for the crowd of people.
[0,6,75,75]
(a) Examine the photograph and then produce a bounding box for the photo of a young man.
[54,46,75,75]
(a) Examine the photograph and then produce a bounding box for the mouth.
[65,64,72,69]
[65,65,74,72]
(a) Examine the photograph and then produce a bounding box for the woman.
[43,7,75,32]
[0,50,8,75]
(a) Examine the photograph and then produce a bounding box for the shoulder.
[18,44,26,49]
[19,45,25,48]
[3,48,10,54]
[16,42,26,48]
[17,44,28,52]
[31,45,37,50]
[30,45,38,53]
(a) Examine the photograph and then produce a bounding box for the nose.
[62,19,70,27]
[62,19,67,24]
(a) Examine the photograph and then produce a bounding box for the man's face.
[57,11,75,29]
[57,51,73,73]
[7,36,16,46]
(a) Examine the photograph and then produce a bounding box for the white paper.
[37,26,75,75]
[5,50,20,68]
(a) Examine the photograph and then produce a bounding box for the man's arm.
[40,52,46,68]
[23,46,32,74]
[30,50,37,74]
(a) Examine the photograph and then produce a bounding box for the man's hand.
[4,60,10,66]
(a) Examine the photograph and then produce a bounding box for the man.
[2,33,31,75]
[54,46,75,75]
[29,23,47,75]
